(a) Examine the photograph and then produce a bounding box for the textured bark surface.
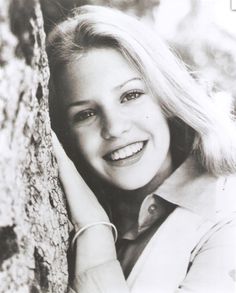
[0,0,70,292]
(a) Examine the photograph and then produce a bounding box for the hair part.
[47,5,236,176]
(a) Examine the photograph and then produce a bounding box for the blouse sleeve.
[68,260,130,293]
[176,216,236,293]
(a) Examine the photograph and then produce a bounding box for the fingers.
[51,130,77,183]
[51,130,86,193]
[50,131,108,226]
[51,130,67,163]
[51,130,76,169]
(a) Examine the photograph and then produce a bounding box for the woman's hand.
[51,131,117,275]
[51,131,109,228]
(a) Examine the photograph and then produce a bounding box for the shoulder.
[214,174,236,218]
[190,174,236,261]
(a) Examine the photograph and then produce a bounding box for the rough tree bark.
[0,0,70,292]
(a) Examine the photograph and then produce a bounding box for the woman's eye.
[72,109,96,124]
[121,90,144,103]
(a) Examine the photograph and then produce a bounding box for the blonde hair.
[47,5,236,176]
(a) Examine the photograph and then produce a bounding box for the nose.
[101,109,131,140]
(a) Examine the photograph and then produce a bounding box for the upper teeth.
[109,142,144,161]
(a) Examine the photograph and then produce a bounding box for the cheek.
[138,102,169,133]
[146,112,170,153]
[72,128,101,161]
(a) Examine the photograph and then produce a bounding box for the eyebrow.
[67,100,90,109]
[114,77,142,90]
[66,77,142,109]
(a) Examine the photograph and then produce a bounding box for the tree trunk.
[0,0,70,292]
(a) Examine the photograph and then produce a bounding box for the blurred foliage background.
[41,0,236,111]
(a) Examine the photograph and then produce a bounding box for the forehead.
[56,47,142,103]
[67,47,140,85]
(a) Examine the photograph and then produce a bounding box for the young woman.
[47,5,236,293]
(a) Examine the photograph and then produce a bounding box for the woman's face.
[58,48,172,190]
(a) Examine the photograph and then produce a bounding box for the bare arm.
[52,132,129,293]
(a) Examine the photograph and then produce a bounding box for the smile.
[104,140,148,166]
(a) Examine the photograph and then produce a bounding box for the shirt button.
[148,204,158,214]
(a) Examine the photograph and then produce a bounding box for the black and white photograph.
[1,0,236,292]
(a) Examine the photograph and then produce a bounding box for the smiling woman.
[56,47,172,190]
[47,5,236,293]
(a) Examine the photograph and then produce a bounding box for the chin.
[109,175,152,191]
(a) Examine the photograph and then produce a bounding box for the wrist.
[72,221,118,249]
[74,224,117,274]
[71,211,110,230]
[70,199,110,228]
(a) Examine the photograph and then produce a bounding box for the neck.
[110,151,174,231]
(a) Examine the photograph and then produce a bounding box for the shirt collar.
[119,156,227,240]
[156,156,224,219]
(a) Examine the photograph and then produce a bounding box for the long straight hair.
[47,5,236,176]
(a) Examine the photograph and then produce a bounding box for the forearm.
[71,225,129,293]
[52,134,129,292]
[74,225,116,274]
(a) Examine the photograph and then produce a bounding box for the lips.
[104,141,147,162]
